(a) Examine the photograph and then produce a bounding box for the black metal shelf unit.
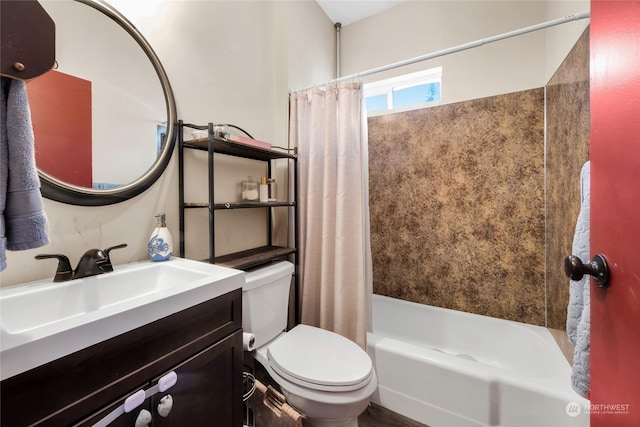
[177,121,298,271]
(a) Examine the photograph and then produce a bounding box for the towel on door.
[0,77,49,271]
[566,160,590,398]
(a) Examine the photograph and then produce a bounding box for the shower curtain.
[289,82,372,348]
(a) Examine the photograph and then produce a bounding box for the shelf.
[214,246,296,270]
[178,120,298,321]
[215,201,294,209]
[183,137,296,161]
[184,202,209,208]
[184,201,295,209]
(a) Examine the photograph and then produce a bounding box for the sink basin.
[2,262,213,334]
[1,258,244,380]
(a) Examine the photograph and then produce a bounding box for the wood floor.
[358,403,429,427]
[248,400,428,427]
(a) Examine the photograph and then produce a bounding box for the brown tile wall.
[367,28,590,328]
[368,88,546,325]
[545,28,590,330]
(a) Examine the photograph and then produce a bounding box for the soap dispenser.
[148,213,173,262]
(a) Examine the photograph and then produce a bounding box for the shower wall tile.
[369,89,545,326]
[545,28,590,330]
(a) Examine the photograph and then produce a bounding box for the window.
[364,67,442,115]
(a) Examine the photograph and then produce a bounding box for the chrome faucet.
[35,244,128,282]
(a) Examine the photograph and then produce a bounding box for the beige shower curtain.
[289,82,372,348]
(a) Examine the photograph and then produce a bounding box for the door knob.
[564,254,611,288]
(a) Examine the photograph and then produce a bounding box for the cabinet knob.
[157,394,174,417]
[135,409,152,427]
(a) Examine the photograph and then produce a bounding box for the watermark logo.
[586,403,631,415]
[566,402,582,417]
[567,401,632,417]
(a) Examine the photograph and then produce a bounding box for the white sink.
[0,258,244,380]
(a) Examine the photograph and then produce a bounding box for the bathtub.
[366,294,589,427]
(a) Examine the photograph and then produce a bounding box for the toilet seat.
[267,325,373,392]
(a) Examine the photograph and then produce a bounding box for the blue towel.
[0,77,50,271]
[566,160,590,397]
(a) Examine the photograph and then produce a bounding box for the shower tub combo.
[367,294,589,427]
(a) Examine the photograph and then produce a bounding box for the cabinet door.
[151,331,243,426]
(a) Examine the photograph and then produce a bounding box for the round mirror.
[29,0,176,206]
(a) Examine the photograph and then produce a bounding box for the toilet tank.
[242,261,294,349]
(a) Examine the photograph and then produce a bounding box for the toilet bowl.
[254,324,378,426]
[242,261,377,427]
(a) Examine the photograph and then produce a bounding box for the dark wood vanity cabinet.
[1,289,243,427]
[150,331,242,426]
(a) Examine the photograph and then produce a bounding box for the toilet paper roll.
[243,332,256,351]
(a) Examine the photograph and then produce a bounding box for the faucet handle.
[101,243,128,273]
[35,254,73,282]
[104,243,128,256]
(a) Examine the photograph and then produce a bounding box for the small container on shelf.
[267,178,277,201]
[191,130,208,140]
[241,176,259,201]
[259,177,269,202]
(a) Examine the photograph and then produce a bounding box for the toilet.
[243,261,377,427]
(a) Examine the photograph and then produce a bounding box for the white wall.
[545,1,590,82]
[2,0,334,286]
[284,1,337,90]
[340,0,589,106]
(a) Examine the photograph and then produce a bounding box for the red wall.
[27,70,92,187]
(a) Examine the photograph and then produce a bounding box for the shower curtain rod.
[292,11,590,93]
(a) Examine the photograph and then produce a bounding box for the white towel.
[0,77,50,271]
[566,160,590,398]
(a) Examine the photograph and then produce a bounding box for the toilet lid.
[267,325,373,392]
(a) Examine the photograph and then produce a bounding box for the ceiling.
[315,0,406,26]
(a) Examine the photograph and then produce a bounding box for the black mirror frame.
[39,0,176,206]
